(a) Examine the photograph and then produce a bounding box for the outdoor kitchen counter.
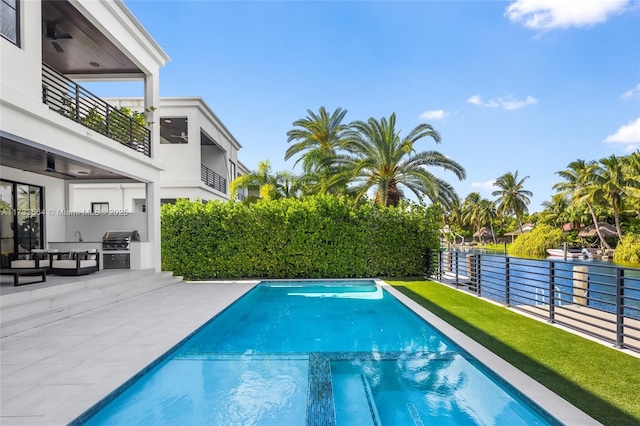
[48,241,150,270]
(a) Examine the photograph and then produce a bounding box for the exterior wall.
[104,97,244,203]
[0,0,43,103]
[0,0,169,271]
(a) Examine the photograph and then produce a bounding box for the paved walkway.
[0,281,257,425]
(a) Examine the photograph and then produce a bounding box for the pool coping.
[379,279,603,426]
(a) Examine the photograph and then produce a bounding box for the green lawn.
[385,278,640,426]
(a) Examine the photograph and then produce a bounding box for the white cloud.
[466,94,538,110]
[471,180,496,190]
[420,110,446,120]
[603,117,640,147]
[505,0,630,30]
[621,84,640,100]
[467,95,482,106]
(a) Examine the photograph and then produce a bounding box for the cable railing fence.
[427,250,640,352]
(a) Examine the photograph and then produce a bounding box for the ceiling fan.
[45,21,72,53]
[45,154,75,178]
[170,131,188,142]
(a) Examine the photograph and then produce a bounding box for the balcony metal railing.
[428,250,640,352]
[41,63,151,157]
[201,164,227,194]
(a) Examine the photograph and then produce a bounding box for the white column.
[144,71,160,159]
[146,180,161,271]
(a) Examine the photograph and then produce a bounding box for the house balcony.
[201,164,227,194]
[42,63,151,157]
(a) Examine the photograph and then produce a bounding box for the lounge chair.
[50,249,100,276]
[8,249,58,273]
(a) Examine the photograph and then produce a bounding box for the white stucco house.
[69,97,246,209]
[0,0,170,270]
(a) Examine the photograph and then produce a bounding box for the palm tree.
[539,194,570,227]
[230,160,302,201]
[477,198,498,243]
[621,151,640,219]
[462,192,482,240]
[553,159,612,249]
[492,171,532,232]
[591,155,640,238]
[329,113,466,207]
[285,107,351,193]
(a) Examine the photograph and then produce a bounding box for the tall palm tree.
[492,171,532,232]
[553,159,611,249]
[285,107,351,193]
[591,155,639,238]
[330,113,466,207]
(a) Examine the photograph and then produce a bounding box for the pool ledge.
[378,279,603,426]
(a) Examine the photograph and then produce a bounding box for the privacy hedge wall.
[161,195,440,280]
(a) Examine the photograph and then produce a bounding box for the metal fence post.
[548,261,555,323]
[454,251,459,288]
[505,256,510,306]
[475,253,481,296]
[616,268,625,349]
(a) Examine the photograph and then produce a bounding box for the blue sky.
[115,0,639,211]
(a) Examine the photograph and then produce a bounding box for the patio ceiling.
[42,0,143,76]
[0,137,133,181]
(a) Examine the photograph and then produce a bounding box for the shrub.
[613,233,640,264]
[161,195,440,279]
[508,224,565,257]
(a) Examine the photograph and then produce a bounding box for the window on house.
[0,0,19,45]
[160,117,188,144]
[91,202,109,213]
[0,180,44,267]
[229,161,236,180]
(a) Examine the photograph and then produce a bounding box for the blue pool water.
[76,280,561,425]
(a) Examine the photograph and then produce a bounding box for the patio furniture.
[50,249,100,276]
[0,267,47,286]
[8,249,59,273]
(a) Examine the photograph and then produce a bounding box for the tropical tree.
[477,198,498,243]
[230,160,302,201]
[539,194,570,227]
[492,171,532,232]
[285,107,351,193]
[553,159,612,249]
[329,113,466,207]
[462,192,482,239]
[591,155,640,238]
[621,151,640,219]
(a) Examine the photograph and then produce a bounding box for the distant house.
[504,223,534,242]
[473,227,495,244]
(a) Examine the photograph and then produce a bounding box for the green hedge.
[508,223,565,257]
[161,195,440,279]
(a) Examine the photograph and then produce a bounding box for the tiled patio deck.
[0,278,601,425]
[0,280,257,425]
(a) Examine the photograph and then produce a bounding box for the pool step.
[0,269,182,337]
[332,373,381,426]
[307,353,382,426]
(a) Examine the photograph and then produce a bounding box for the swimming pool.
[72,280,562,425]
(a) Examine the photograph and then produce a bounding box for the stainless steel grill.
[102,230,140,251]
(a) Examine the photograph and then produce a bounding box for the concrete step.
[0,270,182,337]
